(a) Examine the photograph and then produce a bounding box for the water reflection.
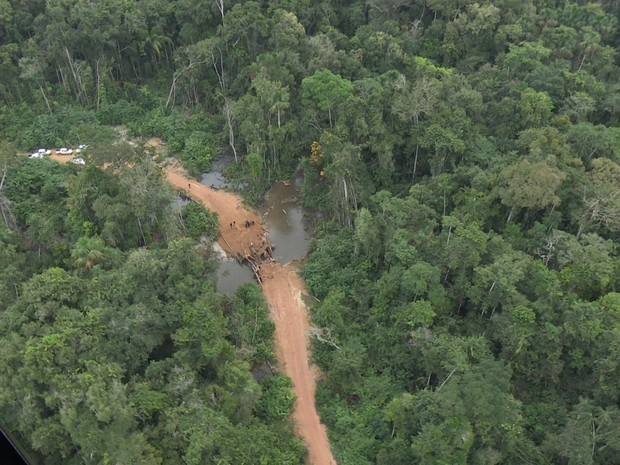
[172,195,192,209]
[199,157,313,286]
[200,171,229,189]
[217,260,256,295]
[263,181,312,264]
[201,152,236,189]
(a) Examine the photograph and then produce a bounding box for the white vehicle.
[57,148,73,155]
[76,144,89,154]
[71,157,86,165]
[29,152,45,159]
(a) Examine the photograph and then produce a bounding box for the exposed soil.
[259,261,336,465]
[49,151,337,464]
[166,169,273,261]
[49,152,75,164]
[168,168,337,465]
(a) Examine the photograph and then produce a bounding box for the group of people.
[229,219,255,229]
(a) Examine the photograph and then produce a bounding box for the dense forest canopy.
[1,0,620,464]
[0,151,305,464]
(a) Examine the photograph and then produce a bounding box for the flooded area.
[262,179,313,264]
[200,152,234,189]
[200,171,229,189]
[197,156,312,287]
[165,164,336,464]
[171,193,254,295]
[216,259,256,294]
[172,195,192,209]
[54,141,334,463]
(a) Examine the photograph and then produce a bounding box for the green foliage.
[97,99,147,126]
[181,202,219,241]
[304,161,620,463]
[0,105,115,149]
[1,0,620,463]
[302,70,354,113]
[0,223,304,465]
[302,69,354,128]
[66,155,182,249]
[70,235,106,273]
[0,142,304,463]
[3,157,72,258]
[255,375,296,422]
[303,225,371,302]
[228,284,276,365]
[182,130,213,176]
[498,159,567,212]
[0,222,26,307]
[247,151,263,180]
[411,417,474,465]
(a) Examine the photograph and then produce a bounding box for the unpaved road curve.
[166,170,267,258]
[167,169,337,465]
[51,152,337,464]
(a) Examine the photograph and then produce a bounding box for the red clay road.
[167,168,337,465]
[51,152,337,465]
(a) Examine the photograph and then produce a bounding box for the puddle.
[200,171,229,189]
[172,195,193,209]
[201,152,237,189]
[212,176,312,292]
[216,259,256,295]
[196,159,313,289]
[212,151,236,172]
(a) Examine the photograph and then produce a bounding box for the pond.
[262,178,313,264]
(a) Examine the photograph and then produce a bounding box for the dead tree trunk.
[223,99,238,162]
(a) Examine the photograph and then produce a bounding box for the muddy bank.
[166,170,272,261]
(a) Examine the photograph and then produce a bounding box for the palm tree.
[71,236,106,273]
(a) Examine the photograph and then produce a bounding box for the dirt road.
[259,261,336,465]
[51,151,336,464]
[167,169,337,465]
[165,170,271,260]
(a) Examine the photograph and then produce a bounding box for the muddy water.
[172,194,255,295]
[200,171,229,189]
[217,260,256,294]
[263,180,313,264]
[212,177,312,293]
[201,152,248,190]
[200,156,311,289]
